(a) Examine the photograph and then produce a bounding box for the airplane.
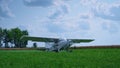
[20,35,94,52]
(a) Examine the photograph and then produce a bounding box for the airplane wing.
[21,35,94,43]
[20,35,59,42]
[69,39,94,43]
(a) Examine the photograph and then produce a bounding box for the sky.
[0,0,120,47]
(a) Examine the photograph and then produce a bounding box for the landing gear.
[68,50,72,52]
[53,49,59,52]
[66,48,72,52]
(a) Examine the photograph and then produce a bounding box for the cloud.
[94,5,120,21]
[79,21,90,30]
[79,0,120,34]
[45,23,65,33]
[0,0,14,20]
[23,0,69,19]
[48,5,69,19]
[102,22,119,33]
[80,0,120,21]
[48,10,62,19]
[48,2,69,19]
[23,0,54,7]
[18,25,27,30]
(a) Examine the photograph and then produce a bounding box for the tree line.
[0,27,28,48]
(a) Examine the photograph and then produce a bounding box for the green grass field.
[0,48,120,68]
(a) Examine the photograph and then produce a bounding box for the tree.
[0,27,29,48]
[0,28,3,47]
[11,28,29,48]
[21,30,28,48]
[11,28,22,47]
[8,29,14,48]
[3,29,9,48]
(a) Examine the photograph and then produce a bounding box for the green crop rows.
[0,48,120,68]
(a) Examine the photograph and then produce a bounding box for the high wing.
[68,39,94,43]
[20,35,59,42]
[20,35,94,43]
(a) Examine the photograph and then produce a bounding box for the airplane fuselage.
[45,39,72,52]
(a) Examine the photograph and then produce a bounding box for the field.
[0,48,120,68]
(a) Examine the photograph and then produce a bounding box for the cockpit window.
[59,38,67,41]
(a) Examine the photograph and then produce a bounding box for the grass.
[0,48,120,68]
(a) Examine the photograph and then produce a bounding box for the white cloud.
[48,1,70,19]
[23,0,54,7]
[79,0,120,34]
[0,0,14,20]
[102,21,119,33]
[23,0,70,20]
[80,0,120,21]
[94,3,120,21]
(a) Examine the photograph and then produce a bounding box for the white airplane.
[21,35,94,52]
